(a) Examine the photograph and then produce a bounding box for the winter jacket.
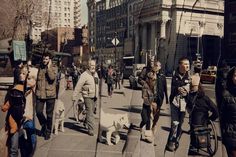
[138,66,152,86]
[221,89,236,147]
[138,67,168,105]
[1,84,25,134]
[142,84,155,106]
[73,70,99,100]
[106,69,115,84]
[155,72,168,106]
[35,64,57,99]
[169,69,190,104]
[187,92,219,126]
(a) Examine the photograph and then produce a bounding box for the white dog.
[99,109,130,145]
[54,99,65,135]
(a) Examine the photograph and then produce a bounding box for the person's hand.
[178,87,188,96]
[47,59,52,68]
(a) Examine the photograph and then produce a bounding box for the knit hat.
[191,73,200,86]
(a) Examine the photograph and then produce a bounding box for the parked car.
[200,69,216,84]
[129,69,142,89]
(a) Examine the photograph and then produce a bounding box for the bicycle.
[190,120,218,156]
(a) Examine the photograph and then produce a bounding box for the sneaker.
[165,142,175,152]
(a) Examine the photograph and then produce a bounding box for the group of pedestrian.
[138,56,220,155]
[1,52,59,157]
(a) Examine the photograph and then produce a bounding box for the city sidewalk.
[33,78,160,157]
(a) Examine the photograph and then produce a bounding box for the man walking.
[35,52,57,140]
[165,57,190,152]
[73,60,99,136]
[152,60,168,134]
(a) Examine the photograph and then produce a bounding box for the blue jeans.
[167,103,186,143]
[9,132,19,157]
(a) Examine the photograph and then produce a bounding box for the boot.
[165,141,176,152]
[44,130,51,140]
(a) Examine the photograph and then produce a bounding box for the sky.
[81,0,88,26]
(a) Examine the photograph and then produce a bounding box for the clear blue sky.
[81,1,88,26]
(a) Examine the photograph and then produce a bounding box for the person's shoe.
[44,132,51,140]
[165,142,175,152]
[88,131,94,136]
[175,141,179,151]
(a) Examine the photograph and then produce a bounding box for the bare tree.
[0,0,40,40]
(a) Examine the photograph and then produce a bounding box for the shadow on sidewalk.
[112,107,141,114]
[64,121,88,135]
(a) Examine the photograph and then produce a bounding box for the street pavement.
[0,78,227,157]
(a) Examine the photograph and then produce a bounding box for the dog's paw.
[54,131,58,135]
[107,142,114,146]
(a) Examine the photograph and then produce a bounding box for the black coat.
[169,69,190,103]
[187,92,219,126]
[221,88,236,147]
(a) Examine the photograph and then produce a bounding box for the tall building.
[32,0,76,43]
[87,0,97,54]
[74,0,82,28]
[95,0,129,64]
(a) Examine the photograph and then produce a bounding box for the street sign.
[111,38,119,46]
[13,40,27,61]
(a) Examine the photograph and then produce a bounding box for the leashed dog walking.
[99,109,130,145]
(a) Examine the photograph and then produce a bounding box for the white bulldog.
[99,109,130,145]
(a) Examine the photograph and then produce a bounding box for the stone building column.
[160,20,167,39]
[142,23,147,63]
[134,25,140,63]
[151,22,156,56]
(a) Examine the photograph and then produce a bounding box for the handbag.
[0,127,8,157]
[192,126,210,148]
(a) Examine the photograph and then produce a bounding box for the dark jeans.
[140,104,151,130]
[9,132,19,157]
[72,78,78,90]
[36,98,55,133]
[167,103,185,144]
[152,98,163,129]
[84,97,95,133]
[115,80,121,89]
[107,83,113,96]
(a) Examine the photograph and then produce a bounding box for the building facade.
[32,0,81,43]
[129,0,224,73]
[74,0,82,28]
[87,0,97,55]
[223,0,236,63]
[95,0,129,65]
